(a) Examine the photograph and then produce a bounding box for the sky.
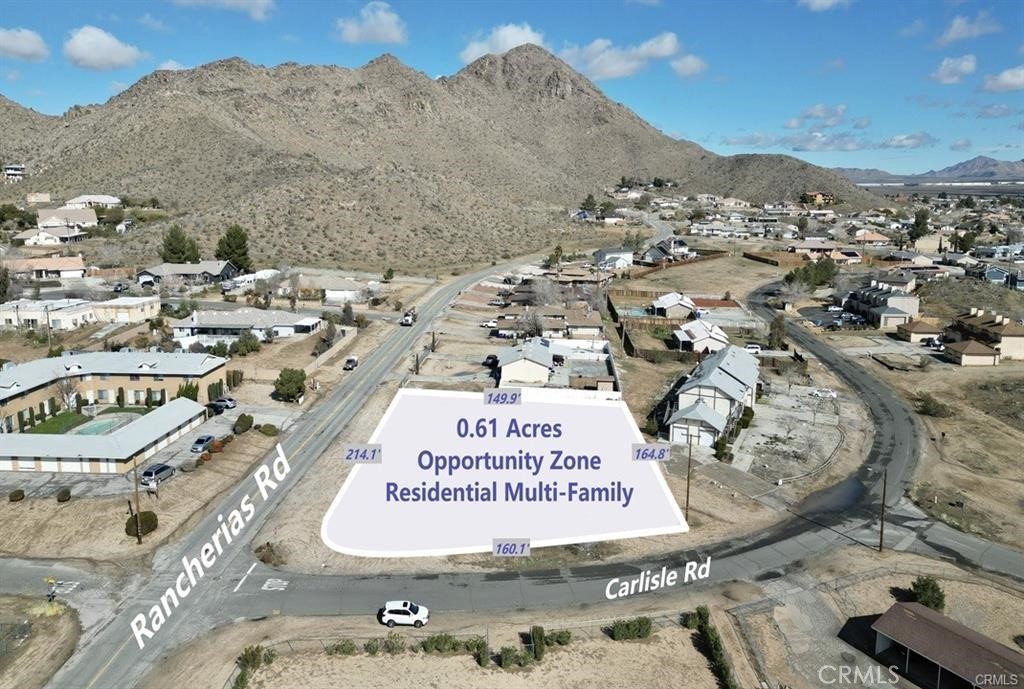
[0,0,1022,174]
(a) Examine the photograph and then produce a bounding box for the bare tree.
[53,374,80,411]
[515,311,545,338]
[531,278,564,307]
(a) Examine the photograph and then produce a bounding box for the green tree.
[273,368,307,402]
[580,194,597,213]
[909,208,930,242]
[341,302,355,326]
[214,225,253,272]
[175,381,199,401]
[956,195,975,209]
[768,315,786,350]
[598,200,617,218]
[634,193,652,210]
[160,225,200,263]
[0,267,10,303]
[689,208,706,222]
[910,575,945,612]
[383,267,394,282]
[797,217,809,234]
[102,206,124,225]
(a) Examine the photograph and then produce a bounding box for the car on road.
[215,397,237,409]
[482,354,499,368]
[480,319,498,329]
[378,600,429,628]
[140,463,175,485]
[810,388,837,399]
[343,356,359,370]
[206,401,226,415]
[744,343,762,354]
[191,435,215,453]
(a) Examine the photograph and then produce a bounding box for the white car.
[215,397,237,409]
[744,343,762,354]
[826,305,843,313]
[810,388,837,399]
[694,308,711,318]
[378,600,429,628]
[480,320,498,329]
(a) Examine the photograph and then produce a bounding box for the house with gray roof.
[666,345,760,446]
[136,261,238,286]
[170,308,323,348]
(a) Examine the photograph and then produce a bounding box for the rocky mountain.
[0,45,875,270]
[834,156,1024,184]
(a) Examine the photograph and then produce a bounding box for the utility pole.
[878,468,887,553]
[685,440,693,521]
[131,457,143,545]
[430,331,436,353]
[44,305,52,351]
[414,352,420,375]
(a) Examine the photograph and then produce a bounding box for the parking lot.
[798,304,868,330]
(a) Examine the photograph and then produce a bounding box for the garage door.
[117,312,129,323]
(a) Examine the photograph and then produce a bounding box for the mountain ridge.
[0,45,876,269]
[834,156,1024,184]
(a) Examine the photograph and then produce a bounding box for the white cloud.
[853,117,871,129]
[670,54,707,78]
[459,23,546,63]
[786,103,848,130]
[930,54,976,84]
[796,0,849,11]
[139,13,170,32]
[0,27,49,61]
[63,26,144,70]
[4,69,20,82]
[899,19,925,37]
[879,132,938,149]
[336,2,406,45]
[157,59,186,71]
[977,104,1015,119]
[937,11,1001,46]
[172,0,273,21]
[983,65,1024,93]
[820,57,845,73]
[781,132,868,151]
[560,32,679,80]
[721,132,777,147]
[950,138,971,151]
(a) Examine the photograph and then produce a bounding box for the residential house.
[667,345,759,446]
[594,247,634,270]
[947,308,1024,360]
[35,207,98,230]
[3,164,25,182]
[62,194,122,209]
[564,310,604,339]
[25,192,50,205]
[170,308,323,348]
[965,263,1011,285]
[652,292,695,318]
[885,250,933,266]
[13,227,87,246]
[852,228,891,245]
[0,351,227,435]
[881,271,917,292]
[895,320,943,343]
[871,602,1024,689]
[136,260,238,286]
[497,338,553,385]
[800,191,835,205]
[944,339,1001,366]
[93,296,161,324]
[939,252,979,268]
[844,279,920,330]
[3,256,87,280]
[1007,271,1024,292]
[0,299,97,331]
[672,320,730,354]
[974,244,1024,260]
[787,239,836,257]
[497,337,619,395]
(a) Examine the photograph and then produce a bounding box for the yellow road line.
[85,634,133,689]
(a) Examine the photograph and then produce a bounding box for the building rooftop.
[3,256,86,272]
[498,337,554,369]
[946,339,1000,356]
[667,400,727,431]
[139,261,234,277]
[0,298,92,312]
[98,296,160,307]
[896,320,943,333]
[872,602,1024,681]
[171,308,321,330]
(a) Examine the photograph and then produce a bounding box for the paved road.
[9,275,1020,688]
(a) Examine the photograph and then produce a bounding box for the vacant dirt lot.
[0,597,79,689]
[0,433,275,567]
[630,254,787,300]
[861,359,1024,546]
[918,278,1024,322]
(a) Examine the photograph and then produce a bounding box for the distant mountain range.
[0,45,875,269]
[833,156,1024,184]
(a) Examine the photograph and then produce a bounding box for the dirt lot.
[139,583,763,689]
[858,358,1024,546]
[0,597,79,689]
[0,321,134,363]
[630,254,787,301]
[918,278,1024,322]
[0,432,276,566]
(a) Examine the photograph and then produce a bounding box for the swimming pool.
[75,418,120,435]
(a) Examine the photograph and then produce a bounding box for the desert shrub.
[421,633,460,653]
[364,638,381,656]
[531,625,545,661]
[910,575,946,612]
[237,645,265,672]
[180,460,199,472]
[125,511,158,537]
[9,489,25,502]
[382,631,405,655]
[200,451,211,463]
[469,637,490,666]
[230,669,248,689]
[915,393,952,418]
[211,439,224,453]
[56,487,71,503]
[609,616,652,640]
[258,423,278,436]
[498,646,518,668]
[545,630,572,646]
[684,605,711,629]
[233,413,254,434]
[325,639,358,656]
[255,541,285,566]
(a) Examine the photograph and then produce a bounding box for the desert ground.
[0,597,79,689]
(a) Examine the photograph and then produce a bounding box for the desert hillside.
[0,44,875,270]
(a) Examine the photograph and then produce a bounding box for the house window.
[130,374,140,381]
[154,375,164,382]
[100,374,110,381]
[98,390,109,401]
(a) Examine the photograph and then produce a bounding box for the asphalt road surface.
[3,275,1018,689]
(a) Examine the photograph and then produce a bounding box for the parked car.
[488,299,509,307]
[206,401,226,415]
[343,356,359,371]
[694,308,711,318]
[744,343,762,354]
[112,282,127,293]
[826,305,843,312]
[480,319,498,329]
[378,600,429,628]
[140,463,175,485]
[810,388,837,399]
[191,435,215,453]
[482,354,499,368]
[930,343,945,352]
[215,397,237,409]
